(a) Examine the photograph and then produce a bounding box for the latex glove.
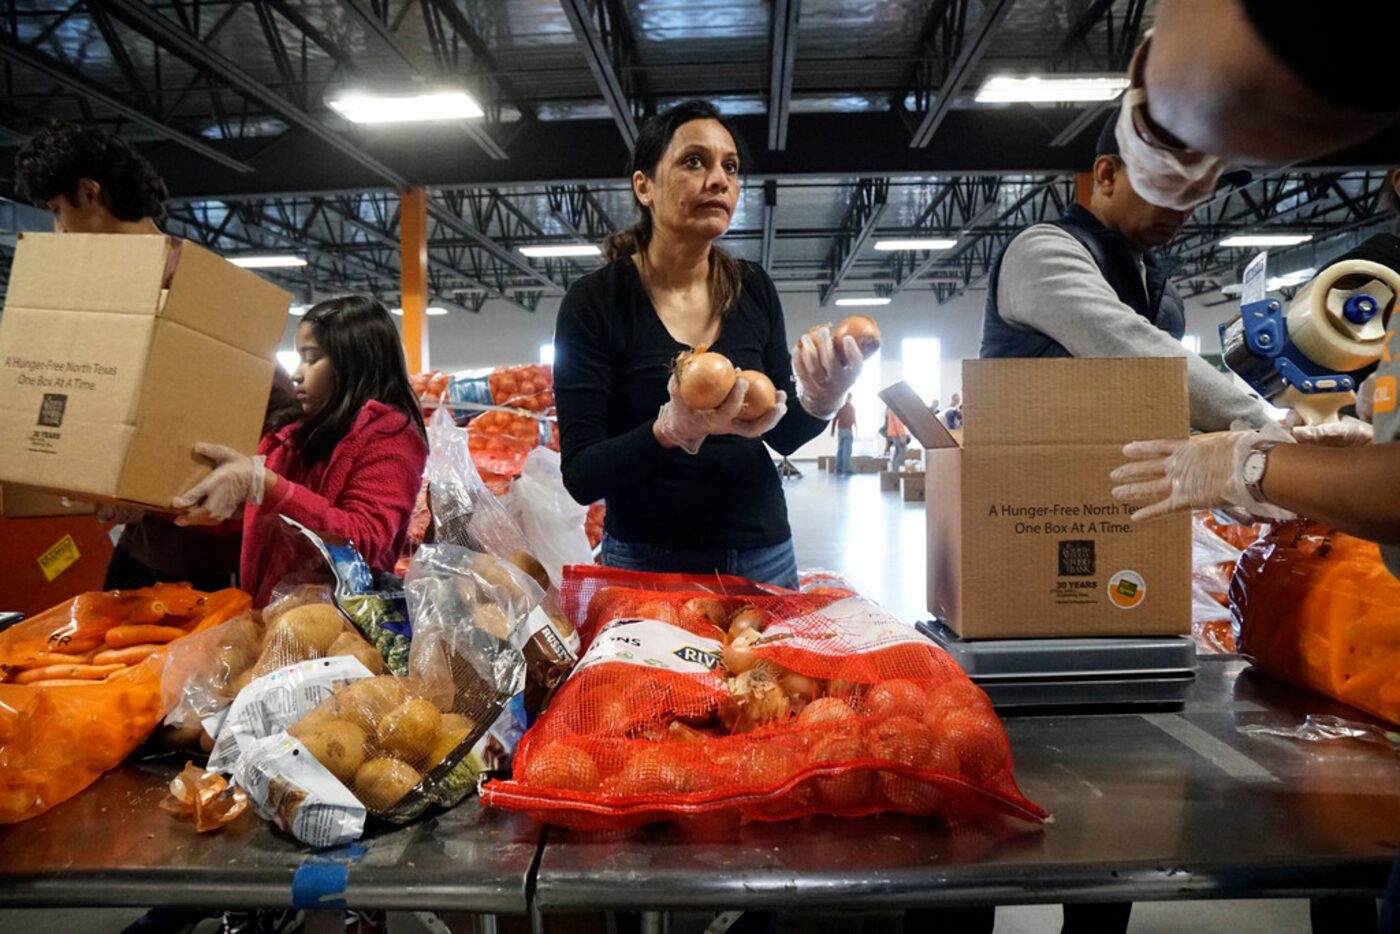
[1114,36,1228,211]
[1291,416,1373,447]
[96,503,147,525]
[172,443,267,526]
[1357,374,1376,423]
[791,326,863,420]
[1109,430,1294,523]
[654,375,789,455]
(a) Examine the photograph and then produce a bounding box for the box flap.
[963,357,1188,446]
[163,240,291,357]
[5,233,167,315]
[880,381,959,449]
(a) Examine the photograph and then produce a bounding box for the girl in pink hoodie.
[173,295,428,605]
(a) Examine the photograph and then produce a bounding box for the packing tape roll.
[1286,259,1399,372]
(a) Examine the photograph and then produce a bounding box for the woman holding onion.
[553,99,863,588]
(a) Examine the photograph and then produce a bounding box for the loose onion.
[722,628,760,675]
[833,315,881,364]
[736,370,777,421]
[676,349,737,410]
[727,606,767,640]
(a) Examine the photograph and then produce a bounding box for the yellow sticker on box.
[37,534,81,582]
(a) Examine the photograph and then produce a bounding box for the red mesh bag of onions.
[480,567,1047,830]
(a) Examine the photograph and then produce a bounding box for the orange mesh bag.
[1232,519,1400,726]
[482,570,1046,830]
[0,584,251,823]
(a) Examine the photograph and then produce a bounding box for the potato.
[198,729,215,754]
[474,603,509,641]
[438,712,475,735]
[507,551,550,591]
[294,705,339,737]
[353,758,421,811]
[215,642,253,677]
[425,719,475,769]
[296,717,367,784]
[326,631,385,675]
[377,699,443,761]
[334,676,412,732]
[277,604,346,655]
[225,668,254,699]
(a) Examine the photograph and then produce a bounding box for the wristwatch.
[1241,441,1281,502]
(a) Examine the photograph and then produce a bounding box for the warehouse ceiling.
[0,0,1396,312]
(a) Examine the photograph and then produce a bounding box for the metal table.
[0,758,542,913]
[534,658,1400,912]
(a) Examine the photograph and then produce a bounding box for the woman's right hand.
[792,326,863,419]
[654,375,788,455]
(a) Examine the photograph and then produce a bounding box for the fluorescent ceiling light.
[975,74,1130,103]
[874,238,958,252]
[391,306,448,316]
[328,90,484,124]
[230,254,306,269]
[1219,233,1313,248]
[834,297,891,307]
[519,244,602,258]
[1267,268,1316,290]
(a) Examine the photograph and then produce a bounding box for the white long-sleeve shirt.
[997,225,1271,431]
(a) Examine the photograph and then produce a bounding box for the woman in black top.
[553,100,864,588]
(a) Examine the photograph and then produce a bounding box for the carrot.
[125,601,168,626]
[17,652,97,669]
[14,664,125,685]
[104,625,187,648]
[16,679,104,687]
[93,643,165,666]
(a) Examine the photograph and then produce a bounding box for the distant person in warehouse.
[943,392,964,431]
[980,119,1270,432]
[832,393,857,476]
[885,408,910,471]
[12,122,298,594]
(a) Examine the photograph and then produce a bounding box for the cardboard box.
[1,484,95,518]
[0,234,290,510]
[902,472,925,502]
[882,357,1191,639]
[879,470,901,492]
[853,456,884,474]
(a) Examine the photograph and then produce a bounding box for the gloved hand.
[1109,430,1294,523]
[172,443,267,527]
[654,375,788,455]
[1291,416,1373,447]
[1357,373,1377,423]
[791,326,862,420]
[1114,35,1228,211]
[96,503,147,525]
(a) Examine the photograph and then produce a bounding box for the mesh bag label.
[572,618,723,679]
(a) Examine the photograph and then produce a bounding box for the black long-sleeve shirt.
[554,257,826,550]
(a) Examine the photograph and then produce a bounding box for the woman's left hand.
[792,326,862,419]
[172,443,267,526]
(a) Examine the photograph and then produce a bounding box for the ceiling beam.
[100,0,411,187]
[767,0,800,151]
[559,0,640,148]
[761,179,778,272]
[818,178,888,306]
[0,30,253,173]
[908,0,1017,148]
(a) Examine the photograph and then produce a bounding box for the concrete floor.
[0,468,1362,933]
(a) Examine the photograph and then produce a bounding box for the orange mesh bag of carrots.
[1232,519,1400,726]
[0,584,250,823]
[481,568,1045,830]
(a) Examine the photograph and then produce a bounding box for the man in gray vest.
[981,119,1270,431]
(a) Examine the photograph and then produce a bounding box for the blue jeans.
[835,428,854,475]
[601,535,800,589]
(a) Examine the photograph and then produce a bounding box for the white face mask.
[1113,89,1228,211]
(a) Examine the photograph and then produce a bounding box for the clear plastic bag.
[506,446,593,591]
[426,407,530,558]
[1239,714,1400,754]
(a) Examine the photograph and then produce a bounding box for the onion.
[797,696,859,729]
[676,349,737,410]
[722,628,760,675]
[736,370,777,421]
[721,667,792,733]
[833,315,881,364]
[727,606,767,640]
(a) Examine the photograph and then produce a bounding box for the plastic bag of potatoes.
[233,544,547,845]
